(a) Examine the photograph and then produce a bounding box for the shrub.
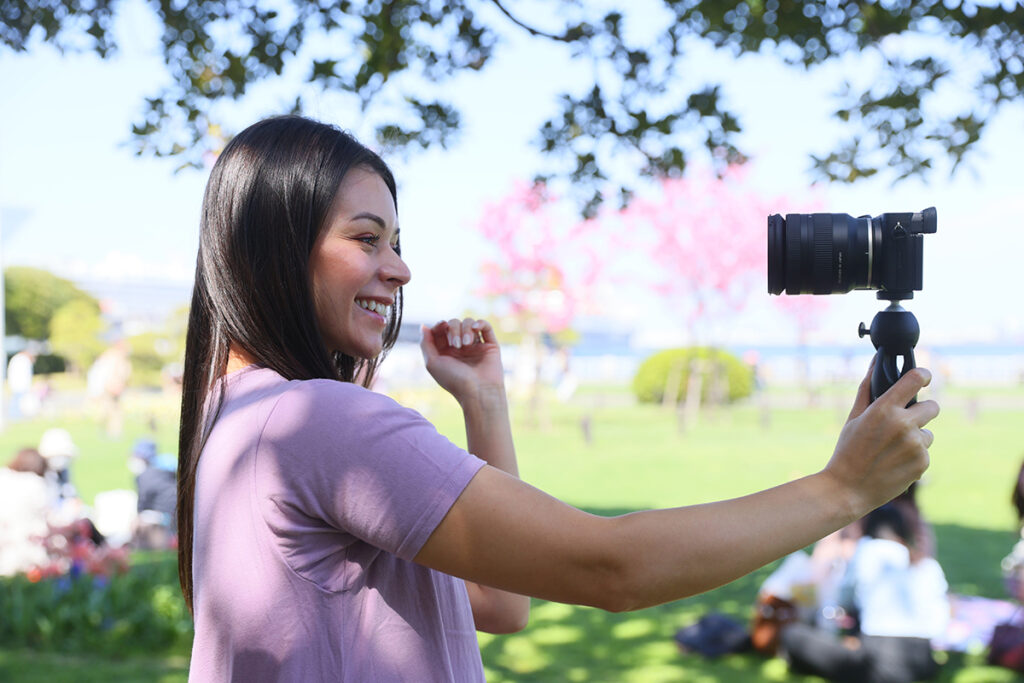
[0,552,192,656]
[632,347,754,405]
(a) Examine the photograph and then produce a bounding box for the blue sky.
[0,1,1020,348]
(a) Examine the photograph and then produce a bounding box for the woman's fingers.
[473,319,497,345]
[439,318,493,350]
[445,318,462,348]
[906,397,941,428]
[461,317,481,347]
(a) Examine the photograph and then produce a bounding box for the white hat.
[38,428,79,461]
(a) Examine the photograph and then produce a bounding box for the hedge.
[632,347,754,405]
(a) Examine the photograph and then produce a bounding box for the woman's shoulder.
[233,366,382,401]
[263,372,410,425]
[281,374,391,405]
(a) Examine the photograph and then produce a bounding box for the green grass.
[2,379,1023,680]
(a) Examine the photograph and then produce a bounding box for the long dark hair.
[177,116,404,613]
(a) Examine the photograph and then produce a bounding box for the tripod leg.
[870,349,917,405]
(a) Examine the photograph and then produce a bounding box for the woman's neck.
[225,345,258,375]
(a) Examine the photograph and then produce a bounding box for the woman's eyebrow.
[350,211,387,228]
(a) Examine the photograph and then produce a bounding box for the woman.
[178,115,939,681]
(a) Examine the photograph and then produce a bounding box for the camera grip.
[871,348,917,406]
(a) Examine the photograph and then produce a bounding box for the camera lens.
[767,212,876,295]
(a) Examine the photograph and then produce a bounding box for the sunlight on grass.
[3,380,1023,680]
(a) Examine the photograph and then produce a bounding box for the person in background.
[87,339,132,437]
[37,427,80,510]
[7,348,36,420]
[752,482,936,656]
[0,448,51,575]
[130,437,177,549]
[779,503,950,682]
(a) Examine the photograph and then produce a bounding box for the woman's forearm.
[459,383,517,476]
[601,470,859,611]
[458,383,530,632]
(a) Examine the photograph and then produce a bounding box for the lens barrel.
[767,212,875,295]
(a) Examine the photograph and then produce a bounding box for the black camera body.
[768,207,936,301]
[766,207,937,403]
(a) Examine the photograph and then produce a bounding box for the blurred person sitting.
[779,503,950,683]
[753,482,935,655]
[37,427,84,525]
[130,437,177,549]
[0,448,51,576]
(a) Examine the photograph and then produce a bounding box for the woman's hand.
[824,364,939,516]
[419,318,505,405]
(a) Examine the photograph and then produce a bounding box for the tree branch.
[488,0,575,42]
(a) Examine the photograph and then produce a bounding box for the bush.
[632,347,754,405]
[0,552,192,656]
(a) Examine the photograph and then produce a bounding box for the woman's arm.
[414,363,938,612]
[420,319,530,633]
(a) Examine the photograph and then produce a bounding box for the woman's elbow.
[576,552,646,614]
[473,594,531,634]
[485,608,530,634]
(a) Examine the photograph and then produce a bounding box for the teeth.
[357,299,390,317]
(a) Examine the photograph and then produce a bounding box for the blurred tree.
[4,266,99,341]
[122,305,189,387]
[2,1,1020,213]
[613,166,804,423]
[615,166,785,336]
[48,298,106,373]
[126,331,169,388]
[476,181,602,341]
[474,180,607,420]
[127,305,189,388]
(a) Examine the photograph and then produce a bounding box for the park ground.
[0,376,1021,682]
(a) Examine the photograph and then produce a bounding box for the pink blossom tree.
[475,181,605,334]
[615,166,782,335]
[473,181,610,419]
[614,166,823,420]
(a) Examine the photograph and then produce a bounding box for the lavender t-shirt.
[188,367,487,682]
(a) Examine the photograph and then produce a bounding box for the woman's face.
[310,167,410,359]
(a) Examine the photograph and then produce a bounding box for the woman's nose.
[382,246,411,286]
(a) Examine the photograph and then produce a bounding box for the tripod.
[858,299,919,405]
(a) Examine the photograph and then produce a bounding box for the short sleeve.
[255,380,485,562]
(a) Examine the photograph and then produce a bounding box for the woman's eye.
[357,234,380,246]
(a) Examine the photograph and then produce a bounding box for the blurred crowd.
[0,428,177,581]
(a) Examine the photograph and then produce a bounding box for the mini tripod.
[858,297,919,405]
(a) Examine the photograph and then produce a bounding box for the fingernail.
[463,333,473,345]
[453,336,461,349]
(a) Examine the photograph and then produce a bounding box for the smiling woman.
[307,167,410,361]
[177,115,938,683]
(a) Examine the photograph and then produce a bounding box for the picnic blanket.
[934,594,1021,653]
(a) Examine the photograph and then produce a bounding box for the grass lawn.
[1,377,1021,681]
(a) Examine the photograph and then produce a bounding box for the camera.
[766,207,937,404]
[767,207,936,300]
